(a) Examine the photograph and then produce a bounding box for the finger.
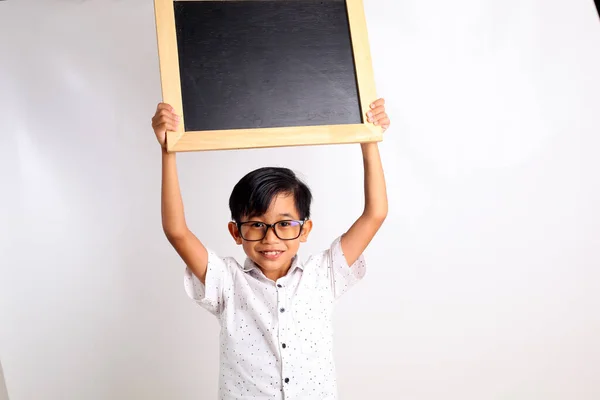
[155,121,179,132]
[373,112,388,124]
[158,108,180,120]
[372,106,386,115]
[371,115,389,126]
[156,103,175,112]
[377,117,390,127]
[369,98,385,109]
[155,119,179,131]
[153,113,179,127]
[156,112,181,127]
[366,112,386,125]
[153,114,179,128]
[366,106,385,118]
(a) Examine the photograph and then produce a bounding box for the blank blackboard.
[174,0,362,132]
[154,0,381,152]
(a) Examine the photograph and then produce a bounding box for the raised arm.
[153,103,209,283]
[340,98,390,265]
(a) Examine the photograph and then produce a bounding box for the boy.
[151,99,390,399]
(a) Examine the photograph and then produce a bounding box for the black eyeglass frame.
[235,219,308,241]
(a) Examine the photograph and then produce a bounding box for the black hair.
[229,167,312,222]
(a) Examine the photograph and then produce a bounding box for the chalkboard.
[154,0,381,152]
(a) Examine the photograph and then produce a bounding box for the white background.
[1,0,599,399]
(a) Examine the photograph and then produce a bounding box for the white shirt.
[184,236,366,400]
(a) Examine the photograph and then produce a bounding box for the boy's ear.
[228,222,243,245]
[299,219,313,243]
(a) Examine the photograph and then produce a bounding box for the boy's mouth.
[259,250,284,260]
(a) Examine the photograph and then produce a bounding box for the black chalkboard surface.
[154,0,381,152]
[174,0,363,132]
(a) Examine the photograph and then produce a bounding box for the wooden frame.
[154,0,382,152]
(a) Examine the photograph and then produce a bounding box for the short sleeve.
[183,250,230,316]
[327,236,367,299]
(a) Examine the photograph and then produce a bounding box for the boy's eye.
[250,222,265,228]
[278,221,300,228]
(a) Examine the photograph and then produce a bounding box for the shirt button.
[280,308,285,313]
[284,378,290,383]
[277,284,283,288]
[282,343,286,348]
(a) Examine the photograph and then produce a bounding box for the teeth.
[262,251,281,256]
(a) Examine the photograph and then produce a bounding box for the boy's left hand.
[366,98,390,132]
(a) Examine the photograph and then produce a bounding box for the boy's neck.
[255,259,295,282]
[263,269,288,282]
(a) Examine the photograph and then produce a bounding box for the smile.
[259,251,284,259]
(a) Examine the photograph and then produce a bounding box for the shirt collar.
[242,255,304,274]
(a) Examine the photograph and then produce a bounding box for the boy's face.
[228,193,312,281]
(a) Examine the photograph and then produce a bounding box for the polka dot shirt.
[184,235,366,400]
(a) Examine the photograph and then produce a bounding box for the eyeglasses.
[236,219,306,241]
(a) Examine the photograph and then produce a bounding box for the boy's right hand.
[151,103,180,148]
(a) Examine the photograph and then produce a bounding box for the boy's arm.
[162,150,209,284]
[153,103,209,284]
[340,99,390,266]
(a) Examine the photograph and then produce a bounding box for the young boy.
[151,100,390,399]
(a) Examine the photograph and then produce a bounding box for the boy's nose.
[262,226,280,242]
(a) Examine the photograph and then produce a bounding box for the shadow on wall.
[0,359,9,400]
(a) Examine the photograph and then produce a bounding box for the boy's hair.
[229,167,312,222]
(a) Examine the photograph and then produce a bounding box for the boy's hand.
[152,103,180,148]
[366,98,390,132]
